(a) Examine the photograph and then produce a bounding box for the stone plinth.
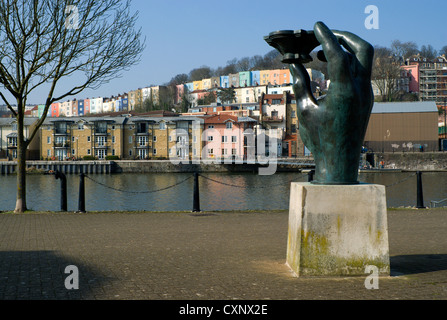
[287,183,390,277]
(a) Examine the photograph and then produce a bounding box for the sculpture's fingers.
[331,30,374,78]
[313,21,351,82]
[289,63,317,109]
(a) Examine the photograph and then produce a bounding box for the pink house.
[50,102,60,118]
[84,98,91,114]
[203,114,248,161]
[401,64,419,93]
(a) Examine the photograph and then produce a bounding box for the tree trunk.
[14,123,27,213]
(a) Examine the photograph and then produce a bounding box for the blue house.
[251,71,260,86]
[78,100,84,116]
[220,76,229,88]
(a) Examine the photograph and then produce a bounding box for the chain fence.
[198,172,309,189]
[383,172,417,189]
[84,174,192,194]
[84,171,418,193]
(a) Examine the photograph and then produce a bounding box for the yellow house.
[260,70,270,85]
[193,81,203,91]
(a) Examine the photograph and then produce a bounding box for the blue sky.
[28,0,447,104]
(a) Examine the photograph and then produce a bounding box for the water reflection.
[1,171,446,212]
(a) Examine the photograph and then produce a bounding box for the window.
[208,148,214,154]
[87,136,91,142]
[159,122,166,130]
[47,150,51,157]
[138,136,148,146]
[72,149,76,155]
[129,150,132,156]
[226,122,233,129]
[112,149,115,156]
[87,149,91,155]
[78,123,84,130]
[47,136,51,144]
[232,136,237,143]
[153,136,157,142]
[128,136,132,144]
[95,136,107,146]
[208,125,214,129]
[232,148,237,155]
[12,124,17,131]
[291,111,296,118]
[291,124,297,133]
[153,149,157,155]
[112,136,115,143]
[207,136,213,141]
[72,136,75,142]
[222,148,227,155]
[222,136,228,143]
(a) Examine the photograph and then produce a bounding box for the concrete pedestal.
[287,183,390,277]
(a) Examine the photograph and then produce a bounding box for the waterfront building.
[364,101,439,152]
[40,117,127,160]
[0,117,40,160]
[202,114,250,161]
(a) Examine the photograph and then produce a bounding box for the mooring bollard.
[55,170,67,212]
[193,172,201,212]
[77,173,86,213]
[416,171,425,209]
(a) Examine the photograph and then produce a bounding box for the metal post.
[55,170,67,212]
[308,169,315,182]
[192,172,200,212]
[416,171,425,209]
[77,173,86,213]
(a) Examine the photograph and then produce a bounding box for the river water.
[0,171,446,212]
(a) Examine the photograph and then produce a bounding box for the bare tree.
[0,0,145,213]
[391,40,419,61]
[371,46,403,102]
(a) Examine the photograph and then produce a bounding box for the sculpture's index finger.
[313,21,351,81]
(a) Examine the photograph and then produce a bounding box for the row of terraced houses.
[17,68,326,118]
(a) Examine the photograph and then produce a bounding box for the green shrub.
[105,155,120,160]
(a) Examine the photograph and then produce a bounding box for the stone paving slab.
[0,209,446,301]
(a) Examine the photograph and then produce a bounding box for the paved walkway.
[0,209,446,301]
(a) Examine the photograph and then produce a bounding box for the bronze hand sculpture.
[265,21,374,184]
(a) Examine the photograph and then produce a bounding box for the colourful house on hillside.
[239,71,251,87]
[220,76,229,88]
[251,71,260,86]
